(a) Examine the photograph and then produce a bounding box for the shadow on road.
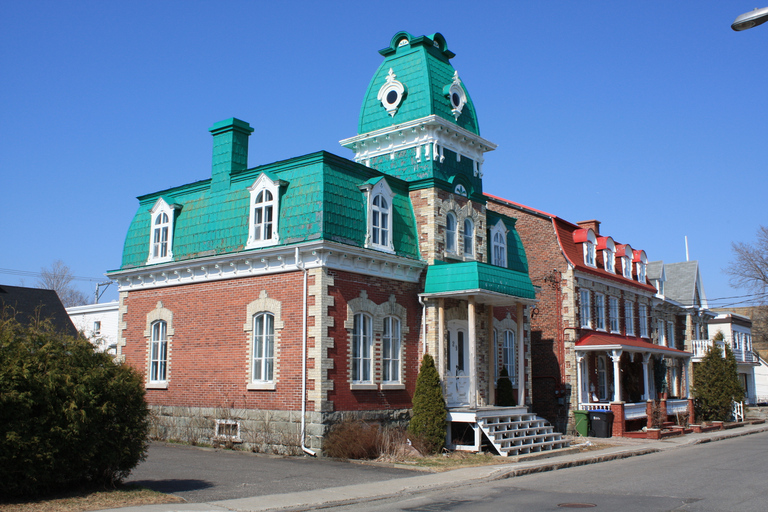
[129,479,214,494]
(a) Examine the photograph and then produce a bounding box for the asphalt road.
[125,442,416,503]
[328,431,768,512]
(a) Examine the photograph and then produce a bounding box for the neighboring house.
[67,301,119,354]
[481,203,693,436]
[108,32,567,455]
[697,312,761,404]
[0,284,77,336]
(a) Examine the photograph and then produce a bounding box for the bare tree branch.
[725,225,768,298]
[37,260,90,307]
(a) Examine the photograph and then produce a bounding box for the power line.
[0,268,105,283]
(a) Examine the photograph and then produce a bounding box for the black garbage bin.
[588,410,614,438]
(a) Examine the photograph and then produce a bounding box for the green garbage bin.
[574,410,590,437]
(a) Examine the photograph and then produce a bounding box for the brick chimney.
[577,219,601,235]
[209,118,254,193]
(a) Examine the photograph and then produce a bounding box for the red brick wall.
[325,269,423,412]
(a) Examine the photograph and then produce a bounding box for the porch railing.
[691,339,756,363]
[578,403,611,411]
[667,399,688,415]
[733,401,745,422]
[624,402,647,420]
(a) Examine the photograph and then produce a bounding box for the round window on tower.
[377,68,407,117]
[445,71,466,120]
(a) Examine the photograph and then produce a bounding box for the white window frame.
[446,211,458,254]
[361,179,395,253]
[658,319,667,346]
[639,304,649,338]
[635,250,648,284]
[252,312,275,383]
[490,219,507,268]
[583,230,597,267]
[625,301,635,336]
[147,198,177,264]
[602,238,616,273]
[594,293,606,331]
[463,217,474,257]
[609,297,620,333]
[352,313,373,384]
[149,320,167,384]
[244,291,283,390]
[246,174,281,249]
[667,321,675,349]
[382,316,401,384]
[622,256,632,279]
[93,321,101,336]
[580,289,592,329]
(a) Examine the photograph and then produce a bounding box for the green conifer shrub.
[496,367,516,406]
[408,353,446,454]
[693,333,745,422]
[0,315,150,497]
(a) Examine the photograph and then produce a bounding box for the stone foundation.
[148,405,411,456]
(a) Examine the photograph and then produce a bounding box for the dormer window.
[463,218,474,257]
[148,198,179,264]
[490,219,507,268]
[247,174,282,249]
[597,237,615,273]
[633,250,647,283]
[446,212,457,254]
[574,228,597,267]
[360,178,395,253]
[617,244,633,279]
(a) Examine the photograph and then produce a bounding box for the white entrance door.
[445,320,470,407]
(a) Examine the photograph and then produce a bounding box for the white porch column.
[642,353,651,401]
[684,359,691,398]
[576,351,585,406]
[517,303,525,407]
[610,349,623,402]
[468,296,477,408]
[438,299,445,380]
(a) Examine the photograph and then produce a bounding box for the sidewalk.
[103,422,768,512]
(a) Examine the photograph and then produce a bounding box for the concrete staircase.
[478,412,570,456]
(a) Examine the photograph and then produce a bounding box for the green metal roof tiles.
[358,32,479,136]
[423,261,536,300]
[118,151,420,270]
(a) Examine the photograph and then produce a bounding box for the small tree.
[496,367,516,406]
[408,354,446,454]
[693,333,745,422]
[0,314,149,497]
[37,260,90,307]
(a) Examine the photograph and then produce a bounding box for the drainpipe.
[296,247,317,457]
[418,295,427,357]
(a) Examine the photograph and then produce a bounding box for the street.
[327,431,768,512]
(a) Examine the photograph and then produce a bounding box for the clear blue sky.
[2,1,765,308]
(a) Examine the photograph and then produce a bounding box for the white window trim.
[246,174,282,250]
[625,301,635,336]
[147,198,179,264]
[490,219,508,268]
[243,290,283,390]
[463,217,475,258]
[360,179,395,254]
[382,315,402,385]
[352,313,373,385]
[446,211,458,255]
[143,301,174,389]
[582,230,597,267]
[580,289,592,329]
[609,297,620,333]
[594,293,606,331]
[622,256,632,279]
[639,304,649,338]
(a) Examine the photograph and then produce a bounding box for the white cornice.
[108,241,426,292]
[339,115,496,167]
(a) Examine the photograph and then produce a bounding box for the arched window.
[446,212,457,254]
[490,219,507,268]
[148,198,178,264]
[382,316,401,383]
[253,190,275,243]
[463,218,474,256]
[372,194,389,247]
[152,213,169,259]
[252,313,275,382]
[150,320,167,383]
[247,174,282,249]
[352,313,373,383]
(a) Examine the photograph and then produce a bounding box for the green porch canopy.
[423,261,536,305]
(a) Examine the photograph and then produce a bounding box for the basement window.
[215,419,241,442]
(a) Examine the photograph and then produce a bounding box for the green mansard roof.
[358,32,480,136]
[118,150,420,270]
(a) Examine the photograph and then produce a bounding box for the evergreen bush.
[496,367,516,406]
[693,336,744,422]
[408,353,446,454]
[0,315,150,497]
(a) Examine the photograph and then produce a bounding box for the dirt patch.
[0,484,185,512]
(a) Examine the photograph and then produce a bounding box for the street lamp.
[732,6,768,31]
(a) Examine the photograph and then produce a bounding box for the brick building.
[109,32,567,455]
[485,198,694,436]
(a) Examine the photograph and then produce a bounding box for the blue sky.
[1,1,765,308]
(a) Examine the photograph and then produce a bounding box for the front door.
[445,320,470,406]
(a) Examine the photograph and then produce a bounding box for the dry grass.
[0,484,185,512]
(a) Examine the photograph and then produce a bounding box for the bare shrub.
[323,419,380,459]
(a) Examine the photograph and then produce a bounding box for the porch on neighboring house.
[691,338,760,406]
[422,261,570,456]
[575,334,694,437]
